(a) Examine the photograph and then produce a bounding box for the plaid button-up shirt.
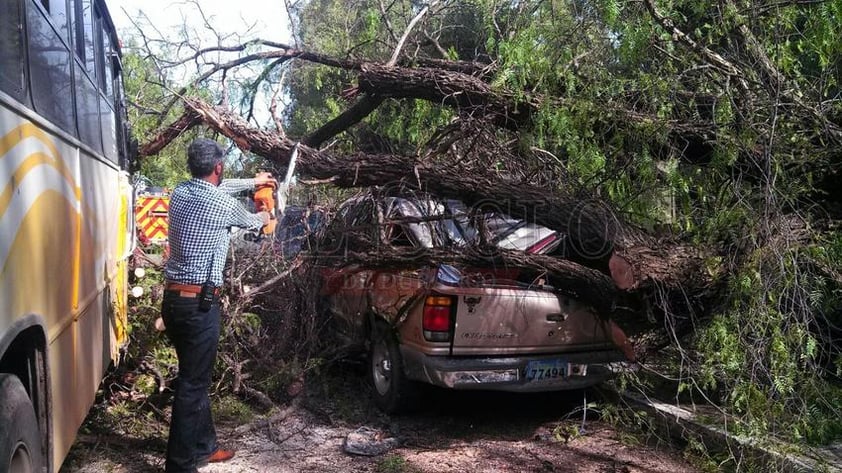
[165,178,264,286]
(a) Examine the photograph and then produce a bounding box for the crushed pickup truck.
[317,190,632,413]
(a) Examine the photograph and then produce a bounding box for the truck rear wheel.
[369,322,420,414]
[0,374,43,473]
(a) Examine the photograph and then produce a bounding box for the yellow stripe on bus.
[0,123,78,184]
[0,123,85,311]
[113,180,131,350]
[1,123,68,169]
[0,122,59,154]
[0,152,82,219]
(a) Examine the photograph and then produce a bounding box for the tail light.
[423,295,455,342]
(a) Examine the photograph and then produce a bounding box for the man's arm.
[218,178,254,195]
[225,197,269,230]
[219,173,279,196]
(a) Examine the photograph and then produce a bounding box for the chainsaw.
[243,177,277,242]
[253,178,279,237]
[245,143,299,242]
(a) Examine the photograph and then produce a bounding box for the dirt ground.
[62,364,701,473]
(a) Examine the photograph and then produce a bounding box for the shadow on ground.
[62,361,699,473]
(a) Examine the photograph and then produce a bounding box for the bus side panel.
[0,104,81,469]
[0,103,127,468]
[75,147,129,370]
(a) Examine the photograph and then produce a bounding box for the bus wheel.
[0,374,43,473]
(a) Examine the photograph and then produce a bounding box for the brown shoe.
[208,448,235,463]
[198,448,235,467]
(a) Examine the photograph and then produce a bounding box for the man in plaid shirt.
[161,138,272,473]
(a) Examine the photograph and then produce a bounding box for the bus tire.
[0,374,43,473]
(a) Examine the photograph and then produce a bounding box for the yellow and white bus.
[0,0,134,471]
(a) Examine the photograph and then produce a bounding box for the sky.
[107,0,296,170]
[108,0,294,133]
[108,0,292,47]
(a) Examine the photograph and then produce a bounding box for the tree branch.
[727,0,842,143]
[643,0,744,80]
[329,247,621,315]
[298,2,438,149]
[154,48,361,128]
[422,31,450,59]
[387,0,438,66]
[138,108,202,157]
[303,95,386,148]
[139,98,711,297]
[157,39,295,69]
[379,0,400,43]
[269,69,287,136]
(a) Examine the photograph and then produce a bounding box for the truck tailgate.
[446,286,616,355]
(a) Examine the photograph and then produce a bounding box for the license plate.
[525,359,568,381]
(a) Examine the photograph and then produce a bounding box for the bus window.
[94,6,107,93]
[26,0,75,133]
[0,0,26,100]
[102,30,114,99]
[98,9,117,161]
[81,0,96,78]
[70,0,83,59]
[75,60,103,152]
[100,97,117,161]
[115,73,133,170]
[46,0,72,45]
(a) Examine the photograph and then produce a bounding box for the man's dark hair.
[187,138,224,177]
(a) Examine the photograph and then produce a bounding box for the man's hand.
[254,172,278,187]
[257,211,271,226]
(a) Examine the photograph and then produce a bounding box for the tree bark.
[152,46,717,150]
[405,57,496,78]
[355,63,535,130]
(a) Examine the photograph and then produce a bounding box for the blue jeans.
[161,292,220,473]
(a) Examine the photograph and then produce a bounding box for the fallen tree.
[141,98,710,299]
[127,0,842,447]
[137,96,717,363]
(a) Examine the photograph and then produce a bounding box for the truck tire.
[368,322,420,414]
[0,374,43,473]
